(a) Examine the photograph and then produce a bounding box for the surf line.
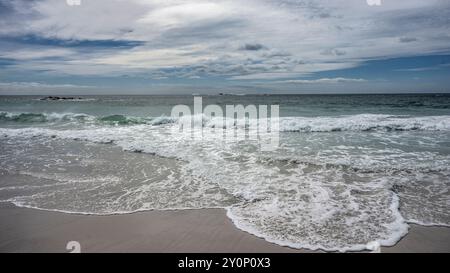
[170,96,280,151]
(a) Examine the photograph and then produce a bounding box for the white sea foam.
[0,113,449,252]
[2,111,450,132]
[0,111,95,123]
[277,114,450,132]
[175,113,450,132]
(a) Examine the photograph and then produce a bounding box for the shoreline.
[0,202,449,253]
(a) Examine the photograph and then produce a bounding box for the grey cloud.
[399,37,418,43]
[279,77,367,84]
[262,50,291,58]
[0,81,93,89]
[1,0,449,83]
[321,49,346,56]
[241,43,265,51]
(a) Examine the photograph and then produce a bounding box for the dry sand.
[0,202,449,253]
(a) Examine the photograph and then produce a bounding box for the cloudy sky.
[0,0,450,94]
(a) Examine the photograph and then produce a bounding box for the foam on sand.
[1,112,449,252]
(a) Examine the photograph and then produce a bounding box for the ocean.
[0,94,449,252]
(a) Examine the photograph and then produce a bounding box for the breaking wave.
[0,111,176,126]
[1,111,450,132]
[0,112,93,123]
[1,111,449,252]
[277,114,450,132]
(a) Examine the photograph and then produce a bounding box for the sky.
[0,0,450,95]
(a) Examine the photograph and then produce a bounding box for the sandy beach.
[0,202,448,253]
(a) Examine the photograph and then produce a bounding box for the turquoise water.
[0,94,449,251]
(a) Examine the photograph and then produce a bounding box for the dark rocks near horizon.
[40,96,83,101]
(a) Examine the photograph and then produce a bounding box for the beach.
[0,202,449,253]
[1,94,450,252]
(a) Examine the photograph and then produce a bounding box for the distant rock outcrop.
[40,96,83,101]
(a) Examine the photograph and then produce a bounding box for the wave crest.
[0,112,93,123]
[1,111,450,132]
[278,114,450,132]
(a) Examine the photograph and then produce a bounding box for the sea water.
[0,94,449,251]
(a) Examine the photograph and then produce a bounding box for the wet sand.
[0,202,449,253]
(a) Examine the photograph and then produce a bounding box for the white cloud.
[0,81,92,90]
[278,78,367,84]
[0,48,74,60]
[138,2,231,28]
[93,46,215,69]
[1,0,449,80]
